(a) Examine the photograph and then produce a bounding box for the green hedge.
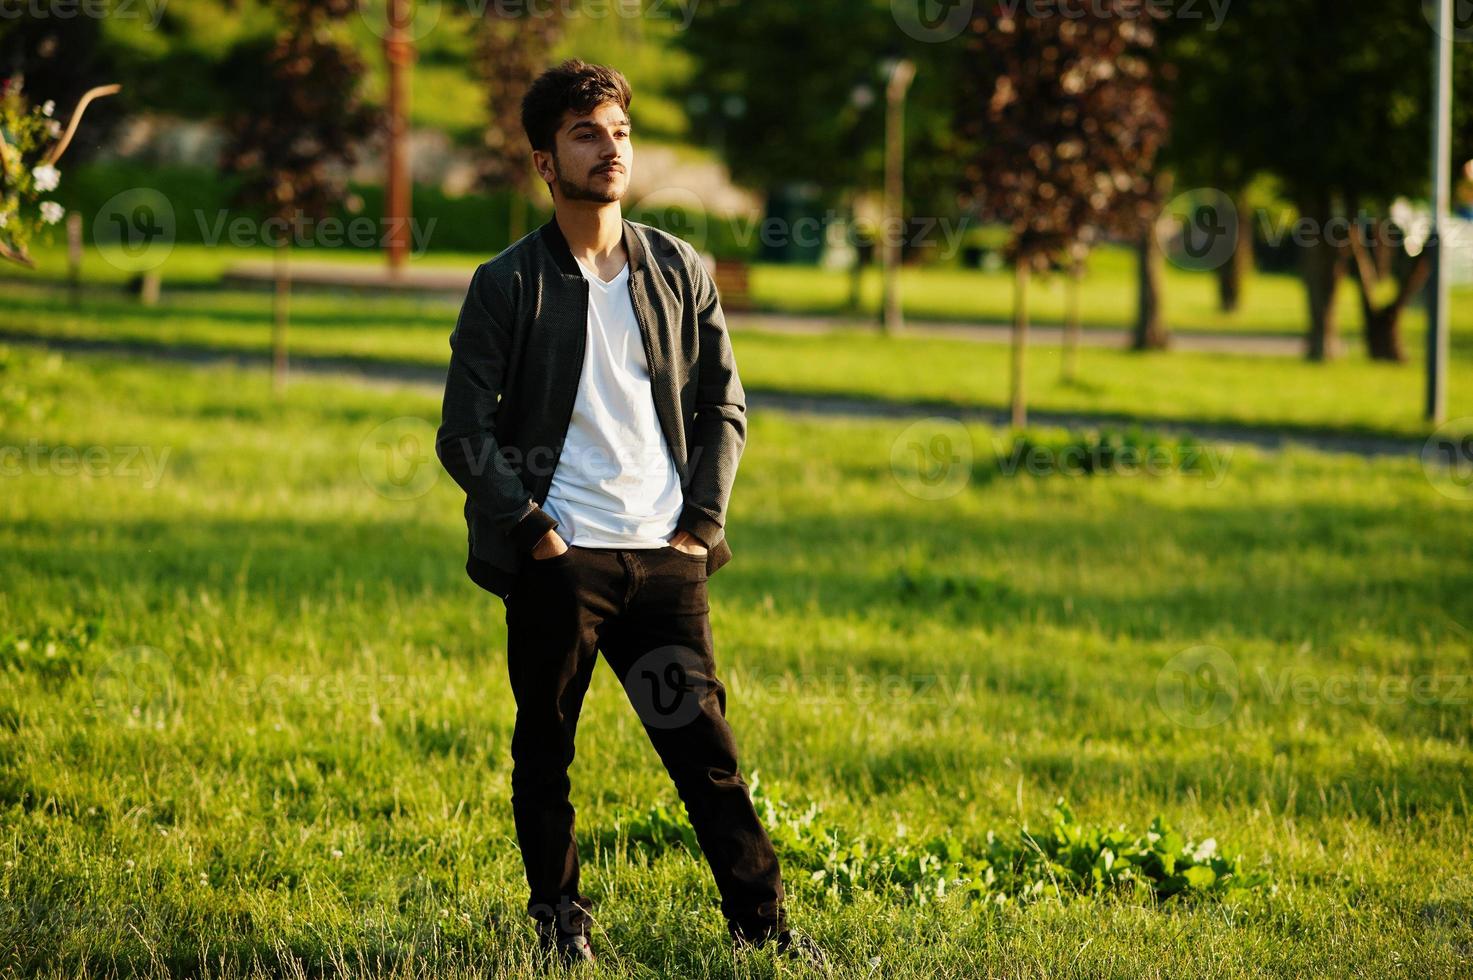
[53,161,762,259]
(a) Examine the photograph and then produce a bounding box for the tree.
[1186,2,1473,361]
[1158,16,1261,315]
[675,0,969,265]
[217,0,381,394]
[955,3,1169,426]
[466,4,562,245]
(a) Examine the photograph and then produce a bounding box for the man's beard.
[552,152,624,204]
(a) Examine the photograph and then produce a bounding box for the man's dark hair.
[520,59,633,154]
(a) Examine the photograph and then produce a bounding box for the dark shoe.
[535,919,596,969]
[733,926,831,973]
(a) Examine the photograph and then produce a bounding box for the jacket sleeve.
[676,254,747,548]
[436,264,559,554]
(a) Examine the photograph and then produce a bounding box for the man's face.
[538,101,633,205]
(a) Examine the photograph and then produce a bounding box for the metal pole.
[1427,0,1452,424]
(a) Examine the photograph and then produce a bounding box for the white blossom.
[39,201,64,224]
[32,163,59,193]
[40,100,54,117]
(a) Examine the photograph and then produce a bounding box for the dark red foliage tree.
[955,3,1170,424]
[467,5,563,244]
[216,0,383,393]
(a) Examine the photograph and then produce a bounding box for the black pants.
[503,542,787,941]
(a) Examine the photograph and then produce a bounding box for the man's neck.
[555,204,626,271]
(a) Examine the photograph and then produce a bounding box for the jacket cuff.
[676,507,722,549]
[510,505,559,554]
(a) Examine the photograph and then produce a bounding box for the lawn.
[2,276,1471,440]
[2,345,1470,977]
[13,239,1473,338]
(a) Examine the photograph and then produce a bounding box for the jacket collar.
[538,212,646,280]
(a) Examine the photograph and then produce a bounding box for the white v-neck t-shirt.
[539,254,684,548]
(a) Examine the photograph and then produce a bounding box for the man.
[435,60,827,971]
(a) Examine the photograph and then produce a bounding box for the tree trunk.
[1216,188,1253,313]
[1062,254,1083,382]
[272,232,291,396]
[1347,214,1429,364]
[1133,221,1169,350]
[847,201,865,314]
[1299,195,1344,362]
[1011,261,1029,428]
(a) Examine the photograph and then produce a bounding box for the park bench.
[711,258,751,312]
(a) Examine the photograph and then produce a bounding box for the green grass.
[750,245,1473,338]
[2,276,1471,439]
[17,237,1473,338]
[2,345,1471,977]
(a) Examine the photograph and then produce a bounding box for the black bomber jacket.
[435,215,745,601]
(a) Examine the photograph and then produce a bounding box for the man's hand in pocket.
[668,529,708,556]
[531,528,570,560]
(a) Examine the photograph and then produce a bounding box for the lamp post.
[1427,0,1452,424]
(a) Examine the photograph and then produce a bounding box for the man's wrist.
[510,504,560,555]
